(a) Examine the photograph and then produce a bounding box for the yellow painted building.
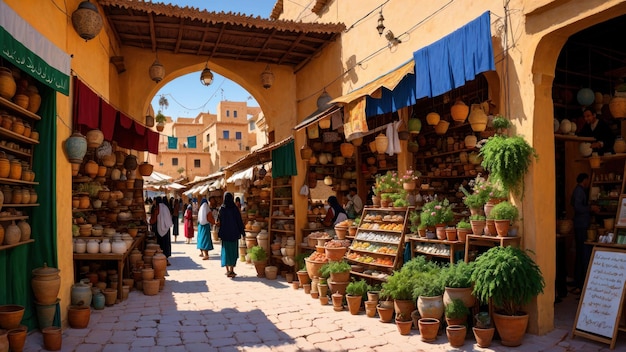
[4,0,626,336]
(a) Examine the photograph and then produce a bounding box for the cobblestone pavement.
[20,230,621,351]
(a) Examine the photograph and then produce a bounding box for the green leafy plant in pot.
[473,311,495,348]
[471,246,545,347]
[444,298,470,326]
[489,201,519,237]
[413,271,445,320]
[479,135,538,198]
[345,279,368,315]
[248,246,267,278]
[440,261,475,308]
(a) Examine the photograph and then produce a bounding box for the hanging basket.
[138,162,153,176]
[426,112,440,126]
[434,120,450,135]
[451,100,469,123]
[300,145,313,161]
[408,118,422,134]
[609,95,626,118]
[468,104,488,132]
[340,142,355,158]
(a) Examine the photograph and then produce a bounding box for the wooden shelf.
[350,270,388,282]
[347,248,397,257]
[2,203,39,207]
[353,237,401,245]
[0,215,28,221]
[0,144,31,158]
[417,147,477,159]
[0,127,40,144]
[356,227,404,234]
[554,134,595,142]
[0,239,34,251]
[0,96,41,121]
[0,177,38,186]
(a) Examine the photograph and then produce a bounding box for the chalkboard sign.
[572,247,626,349]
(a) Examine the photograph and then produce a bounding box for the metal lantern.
[71,0,103,41]
[200,65,213,86]
[258,165,267,179]
[376,11,385,36]
[260,65,275,89]
[149,58,165,83]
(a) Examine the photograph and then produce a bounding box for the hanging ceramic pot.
[65,131,88,163]
[375,133,389,154]
[450,100,469,122]
[408,117,422,134]
[300,145,313,161]
[124,155,138,171]
[468,104,488,132]
[138,162,153,176]
[610,95,626,118]
[434,120,450,135]
[340,142,355,158]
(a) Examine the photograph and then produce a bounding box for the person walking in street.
[197,198,214,260]
[155,196,173,265]
[170,197,180,243]
[184,203,194,244]
[217,192,245,278]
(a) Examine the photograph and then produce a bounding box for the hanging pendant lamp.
[71,0,103,41]
[200,61,214,86]
[260,65,275,89]
[149,52,165,83]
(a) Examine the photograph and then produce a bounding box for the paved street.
[20,229,621,351]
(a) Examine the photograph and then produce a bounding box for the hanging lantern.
[260,65,275,89]
[200,63,213,86]
[149,57,165,83]
[408,117,422,134]
[324,175,333,186]
[317,90,332,110]
[300,145,313,161]
[351,137,363,146]
[85,129,104,149]
[450,100,470,122]
[340,142,355,158]
[577,88,595,106]
[71,0,103,41]
[426,112,440,126]
[64,131,88,164]
[375,133,389,154]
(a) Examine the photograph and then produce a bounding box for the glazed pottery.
[91,290,105,310]
[64,131,87,163]
[31,264,60,305]
[417,295,444,320]
[34,299,58,329]
[71,281,92,307]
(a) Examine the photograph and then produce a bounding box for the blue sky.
[150,1,276,119]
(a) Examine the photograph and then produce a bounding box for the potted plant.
[420,198,454,229]
[345,279,368,315]
[456,219,471,242]
[367,282,381,302]
[489,201,519,236]
[479,135,538,197]
[439,261,475,308]
[393,197,408,208]
[380,270,417,318]
[471,246,545,347]
[469,214,486,236]
[248,246,267,278]
[444,298,470,326]
[473,311,495,348]
[413,271,445,320]
[492,114,512,135]
[155,111,166,132]
[322,260,351,283]
[401,169,421,190]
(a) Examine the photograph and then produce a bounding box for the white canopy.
[143,171,173,184]
[226,166,255,184]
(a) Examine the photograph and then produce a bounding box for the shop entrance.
[546,12,626,335]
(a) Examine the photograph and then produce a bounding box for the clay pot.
[68,305,91,329]
[102,288,117,306]
[7,325,27,352]
[138,162,153,176]
[0,67,17,100]
[446,324,466,347]
[0,153,9,178]
[31,263,61,305]
[426,112,440,125]
[64,131,88,163]
[8,160,21,180]
[417,295,444,320]
[468,104,488,131]
[152,250,167,279]
[26,86,41,113]
[16,220,30,241]
[71,281,93,306]
[84,160,98,178]
[418,318,440,342]
[85,129,104,148]
[41,326,62,351]
[12,94,28,109]
[124,155,138,171]
[0,305,24,330]
[377,304,394,322]
[451,100,469,122]
[375,134,389,154]
[142,279,159,296]
[11,119,24,135]
[4,221,20,245]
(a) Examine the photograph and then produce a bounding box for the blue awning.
[413,11,494,99]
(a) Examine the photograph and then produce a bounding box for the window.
[235,132,242,140]
[223,130,229,139]
[194,159,201,168]
[226,110,230,117]
[206,134,210,142]
[234,111,238,118]
[249,121,256,130]
[172,158,178,166]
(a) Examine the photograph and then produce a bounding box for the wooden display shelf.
[408,237,464,263]
[2,203,39,207]
[0,144,31,158]
[0,127,40,144]
[271,229,295,234]
[352,237,400,245]
[0,239,34,251]
[271,216,295,220]
[0,96,41,120]
[350,270,389,282]
[554,134,595,142]
[347,248,398,257]
[417,147,477,159]
[345,258,394,268]
[464,234,521,263]
[0,215,28,221]
[356,227,403,234]
[0,177,38,185]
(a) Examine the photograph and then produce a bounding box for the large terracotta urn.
[417,295,444,320]
[64,131,88,164]
[85,129,104,148]
[0,67,16,100]
[450,100,469,122]
[31,263,61,305]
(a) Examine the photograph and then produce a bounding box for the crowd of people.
[148,192,245,278]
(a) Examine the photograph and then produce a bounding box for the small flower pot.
[418,318,440,342]
[446,324,466,347]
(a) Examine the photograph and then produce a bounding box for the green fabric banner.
[0,85,59,329]
[271,140,297,177]
[0,27,70,95]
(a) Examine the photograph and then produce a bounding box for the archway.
[531,4,626,334]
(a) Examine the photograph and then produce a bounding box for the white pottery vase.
[87,239,100,254]
[99,240,112,254]
[417,295,444,320]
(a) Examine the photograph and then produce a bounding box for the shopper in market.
[184,202,194,244]
[579,107,614,155]
[170,197,180,243]
[321,195,348,227]
[197,198,214,260]
[344,187,363,219]
[570,173,600,294]
[154,196,173,264]
[217,192,245,278]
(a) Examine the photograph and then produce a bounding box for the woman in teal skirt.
[196,198,213,260]
[217,192,245,278]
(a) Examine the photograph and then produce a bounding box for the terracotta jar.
[10,119,24,135]
[152,250,167,278]
[0,329,8,352]
[26,85,41,113]
[22,122,31,138]
[4,221,19,246]
[85,129,104,148]
[31,263,61,305]
[17,220,31,241]
[0,115,12,130]
[84,160,98,178]
[30,129,39,141]
[2,185,12,204]
[0,67,16,100]
[0,152,9,178]
[12,94,28,109]
[20,188,30,204]
[10,187,21,205]
[29,188,37,204]
[9,160,21,180]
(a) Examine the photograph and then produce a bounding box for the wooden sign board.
[572,247,626,349]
